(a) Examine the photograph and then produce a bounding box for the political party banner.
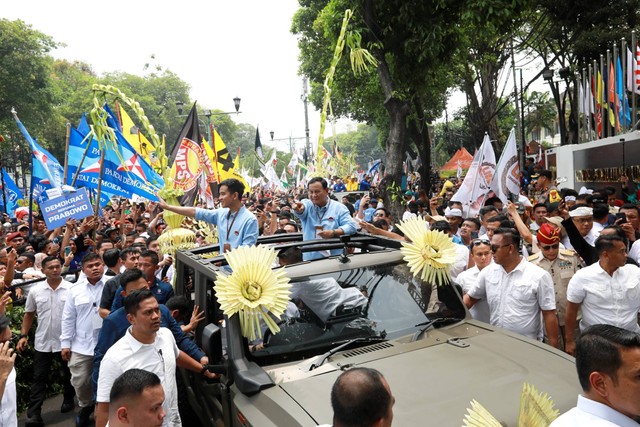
[0,168,24,217]
[40,187,93,229]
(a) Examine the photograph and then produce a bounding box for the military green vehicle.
[175,234,580,426]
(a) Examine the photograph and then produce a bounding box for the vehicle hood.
[277,325,580,426]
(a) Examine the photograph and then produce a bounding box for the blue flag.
[14,116,65,202]
[67,112,164,201]
[616,57,631,127]
[0,169,24,216]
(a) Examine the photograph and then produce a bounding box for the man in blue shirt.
[332,178,346,192]
[358,175,372,191]
[158,178,258,252]
[293,177,357,261]
[92,268,205,396]
[109,250,175,311]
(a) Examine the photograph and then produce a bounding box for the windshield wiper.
[411,317,464,342]
[309,336,387,371]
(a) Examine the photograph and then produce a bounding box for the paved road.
[18,394,78,427]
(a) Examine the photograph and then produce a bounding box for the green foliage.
[7,305,64,414]
[335,123,383,168]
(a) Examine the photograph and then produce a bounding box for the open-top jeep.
[174,234,580,426]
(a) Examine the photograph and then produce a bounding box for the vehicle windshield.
[249,261,466,364]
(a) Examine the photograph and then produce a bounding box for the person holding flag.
[157,178,258,253]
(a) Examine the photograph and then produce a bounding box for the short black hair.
[120,269,147,293]
[486,214,508,225]
[462,217,480,230]
[220,178,245,198]
[146,234,159,247]
[139,250,159,265]
[308,176,328,189]
[620,203,640,215]
[595,234,627,257]
[532,203,548,212]
[120,247,141,261]
[109,368,162,403]
[592,203,609,222]
[479,205,499,219]
[81,252,102,266]
[576,324,640,391]
[165,295,191,324]
[19,252,36,265]
[102,249,121,269]
[124,288,155,316]
[331,368,391,427]
[493,227,521,249]
[41,255,60,269]
[431,220,452,233]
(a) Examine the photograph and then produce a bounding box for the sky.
[2,1,551,152]
[1,0,351,152]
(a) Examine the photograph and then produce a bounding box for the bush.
[7,305,65,414]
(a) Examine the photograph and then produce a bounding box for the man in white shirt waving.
[18,256,75,426]
[60,253,106,426]
[550,324,640,427]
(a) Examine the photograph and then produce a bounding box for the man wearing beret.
[6,232,24,251]
[528,223,580,350]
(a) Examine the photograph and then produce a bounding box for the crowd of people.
[0,163,639,425]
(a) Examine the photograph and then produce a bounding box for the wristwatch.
[200,364,208,375]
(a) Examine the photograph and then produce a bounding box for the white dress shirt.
[628,239,640,264]
[60,277,105,356]
[456,266,491,323]
[24,280,72,352]
[550,394,639,427]
[97,328,180,427]
[467,257,556,340]
[450,244,469,280]
[566,263,640,333]
[0,368,16,427]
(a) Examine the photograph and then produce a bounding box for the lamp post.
[175,98,241,145]
[543,67,571,146]
[269,132,307,154]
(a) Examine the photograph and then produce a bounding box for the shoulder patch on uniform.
[548,189,562,203]
[528,253,539,261]
[560,249,576,256]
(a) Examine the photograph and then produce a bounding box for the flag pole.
[633,31,637,129]
[622,38,627,132]
[600,54,606,138]
[63,122,71,184]
[93,146,106,216]
[70,134,94,187]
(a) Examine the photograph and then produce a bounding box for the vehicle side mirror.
[202,322,223,364]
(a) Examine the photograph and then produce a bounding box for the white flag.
[627,48,640,95]
[490,128,520,205]
[451,134,496,217]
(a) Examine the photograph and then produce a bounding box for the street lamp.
[543,68,568,146]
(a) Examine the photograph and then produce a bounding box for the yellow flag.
[201,129,249,191]
[118,105,160,169]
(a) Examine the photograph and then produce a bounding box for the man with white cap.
[444,207,464,243]
[561,205,597,250]
[528,224,580,349]
[564,234,640,356]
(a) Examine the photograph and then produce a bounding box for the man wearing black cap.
[534,170,561,205]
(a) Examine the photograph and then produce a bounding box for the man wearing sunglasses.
[528,224,580,350]
[463,228,559,348]
[457,238,492,323]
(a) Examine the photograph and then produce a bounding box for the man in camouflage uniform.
[533,170,562,205]
[528,223,580,351]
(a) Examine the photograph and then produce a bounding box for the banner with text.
[41,187,93,229]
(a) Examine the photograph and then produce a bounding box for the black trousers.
[27,350,75,418]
